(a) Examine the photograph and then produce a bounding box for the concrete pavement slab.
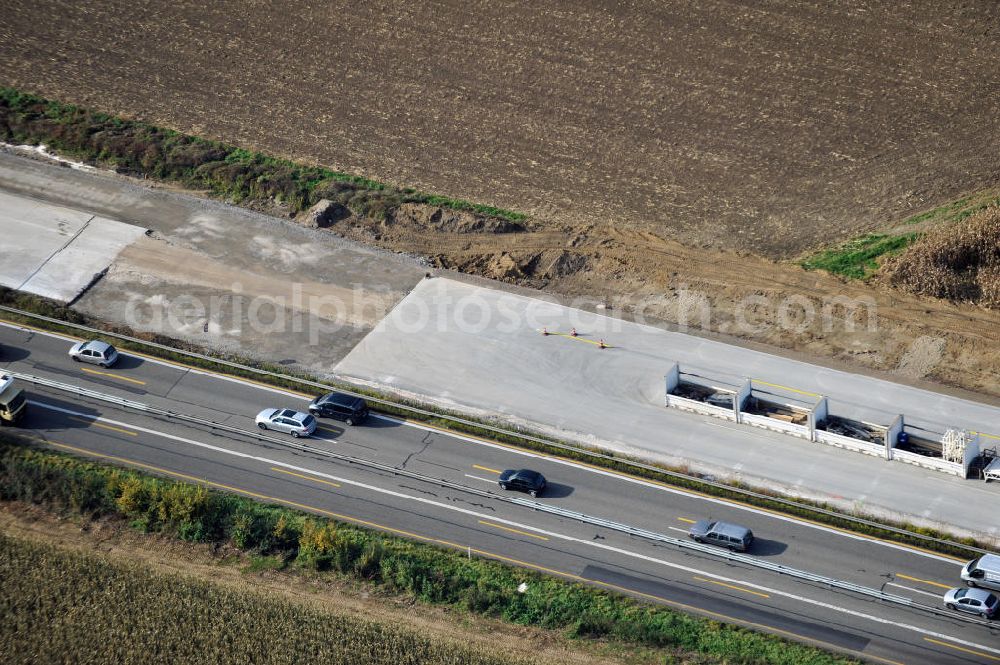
[335,277,1000,536]
[0,189,146,301]
[0,152,428,370]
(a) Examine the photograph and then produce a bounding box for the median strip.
[1,429,893,665]
[0,306,991,560]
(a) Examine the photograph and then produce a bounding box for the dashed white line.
[27,400,1000,658]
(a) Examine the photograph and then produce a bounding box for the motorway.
[2,320,999,665]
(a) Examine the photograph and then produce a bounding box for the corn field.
[0,434,858,665]
[0,531,534,665]
[880,205,1000,308]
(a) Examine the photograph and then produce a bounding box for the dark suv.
[308,392,369,425]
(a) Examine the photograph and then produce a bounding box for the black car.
[498,469,546,497]
[308,392,369,425]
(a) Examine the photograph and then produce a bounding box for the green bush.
[0,433,859,664]
[0,86,526,222]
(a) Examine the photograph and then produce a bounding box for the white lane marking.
[464,474,498,484]
[388,413,964,564]
[884,583,944,600]
[0,321,976,563]
[668,526,689,534]
[29,400,1000,657]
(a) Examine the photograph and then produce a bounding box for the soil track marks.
[1,0,998,257]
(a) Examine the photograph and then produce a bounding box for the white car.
[255,408,317,438]
[69,340,119,368]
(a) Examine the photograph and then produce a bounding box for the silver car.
[69,340,120,368]
[943,587,998,619]
[255,408,317,438]
[688,520,754,552]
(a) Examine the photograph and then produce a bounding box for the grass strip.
[0,86,525,222]
[800,187,1000,280]
[801,233,921,279]
[0,286,990,558]
[0,433,859,665]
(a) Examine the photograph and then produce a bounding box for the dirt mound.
[298,198,350,228]
[392,203,525,234]
[879,206,1000,308]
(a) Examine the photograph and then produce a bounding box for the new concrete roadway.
[2,321,998,665]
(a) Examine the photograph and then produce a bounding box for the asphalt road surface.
[2,321,998,665]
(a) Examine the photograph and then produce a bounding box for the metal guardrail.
[0,304,993,557]
[9,370,990,626]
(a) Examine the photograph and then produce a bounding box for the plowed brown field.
[1,0,998,257]
[1,0,998,397]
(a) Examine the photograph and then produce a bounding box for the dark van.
[688,520,754,552]
[308,392,369,425]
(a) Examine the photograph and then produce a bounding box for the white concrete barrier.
[891,449,965,476]
[664,394,737,421]
[814,430,886,457]
[739,412,811,439]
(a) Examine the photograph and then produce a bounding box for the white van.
[961,554,1000,591]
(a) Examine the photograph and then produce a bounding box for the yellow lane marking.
[478,520,549,541]
[693,575,770,598]
[48,441,270,499]
[473,464,502,474]
[751,379,819,398]
[315,425,341,435]
[271,467,341,488]
[585,578,903,665]
[973,430,1000,441]
[38,437,905,665]
[5,314,961,565]
[409,418,965,563]
[677,517,696,524]
[538,329,613,347]
[68,416,138,437]
[896,573,952,590]
[925,638,1000,662]
[80,367,146,386]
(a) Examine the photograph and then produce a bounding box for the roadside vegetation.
[0,531,535,665]
[0,286,989,557]
[0,433,858,665]
[801,188,1000,286]
[879,205,1000,309]
[0,87,525,222]
[801,233,919,280]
